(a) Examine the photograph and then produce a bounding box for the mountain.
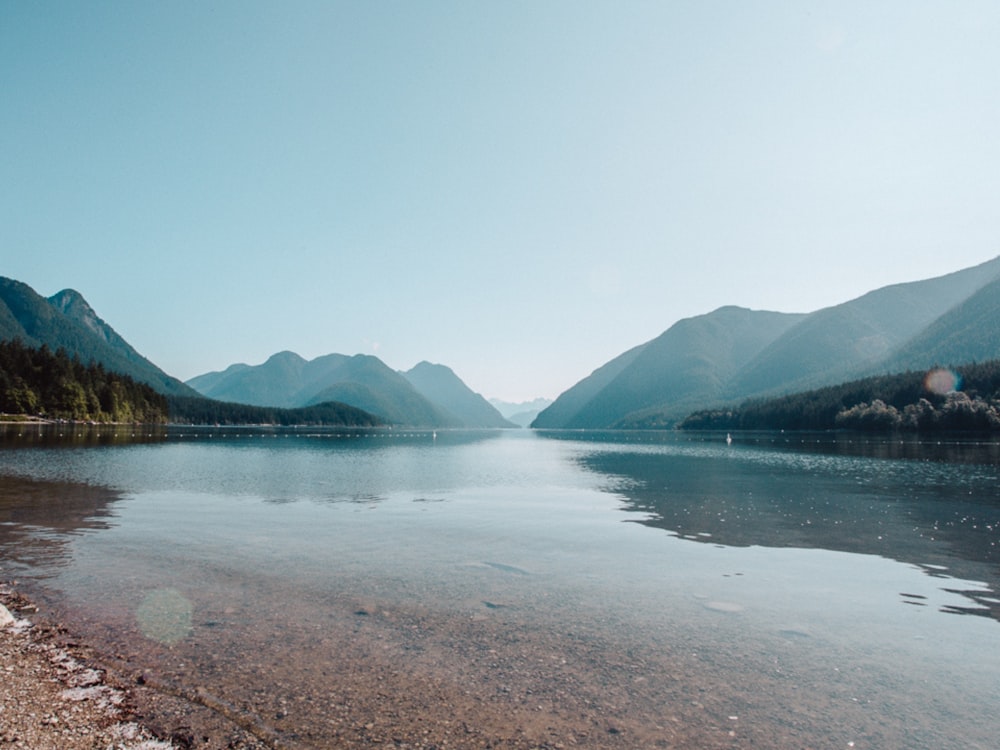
[533,308,804,429]
[402,362,514,427]
[0,277,197,397]
[187,352,505,428]
[489,397,553,427]
[185,362,251,396]
[884,273,1000,372]
[726,256,1000,399]
[302,355,459,427]
[193,350,307,408]
[530,342,648,429]
[534,256,1000,429]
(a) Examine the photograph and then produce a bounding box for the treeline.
[679,360,1000,433]
[166,395,383,427]
[0,338,168,422]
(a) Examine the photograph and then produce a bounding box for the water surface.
[0,426,997,748]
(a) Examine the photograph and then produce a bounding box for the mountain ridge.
[187,352,510,428]
[402,361,515,428]
[535,255,1000,429]
[0,277,197,397]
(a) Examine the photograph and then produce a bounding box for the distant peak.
[48,288,92,312]
[47,288,112,341]
[408,361,452,373]
[267,350,305,362]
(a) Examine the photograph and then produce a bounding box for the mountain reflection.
[0,474,121,576]
[564,433,1000,622]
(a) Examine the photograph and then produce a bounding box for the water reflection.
[542,431,1000,622]
[2,427,999,748]
[0,474,121,577]
[0,422,168,448]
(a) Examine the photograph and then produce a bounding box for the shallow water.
[1,426,998,748]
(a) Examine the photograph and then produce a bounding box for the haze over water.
[1,426,998,748]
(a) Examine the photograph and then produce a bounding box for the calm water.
[1,425,998,749]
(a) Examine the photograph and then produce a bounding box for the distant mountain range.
[187,352,513,428]
[0,276,511,428]
[533,256,1000,429]
[0,277,197,397]
[7,254,1000,431]
[489,397,553,427]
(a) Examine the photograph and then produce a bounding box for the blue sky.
[3,1,999,402]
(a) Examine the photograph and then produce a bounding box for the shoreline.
[0,582,175,749]
[0,582,275,750]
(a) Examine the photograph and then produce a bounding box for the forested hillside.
[535,256,1000,429]
[678,360,1000,433]
[0,277,197,397]
[0,339,168,422]
[166,395,383,427]
[0,339,383,427]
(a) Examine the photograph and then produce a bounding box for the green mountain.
[185,362,251,396]
[0,277,197,397]
[884,274,1000,372]
[402,362,514,428]
[195,351,307,408]
[187,352,502,427]
[533,307,804,428]
[727,256,1000,398]
[530,342,648,428]
[302,355,459,427]
[534,256,1000,429]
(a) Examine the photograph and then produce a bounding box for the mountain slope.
[402,362,514,427]
[884,274,1000,371]
[185,362,251,395]
[530,342,648,428]
[0,277,197,397]
[490,398,553,428]
[536,255,1000,429]
[302,355,460,427]
[196,351,308,408]
[534,307,804,428]
[186,352,481,427]
[727,256,1000,398]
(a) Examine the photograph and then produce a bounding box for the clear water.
[1,425,998,749]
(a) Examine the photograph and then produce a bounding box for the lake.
[1,425,998,749]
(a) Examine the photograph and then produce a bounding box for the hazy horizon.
[4,2,999,401]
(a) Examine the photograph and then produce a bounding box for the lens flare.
[136,588,193,646]
[924,368,961,396]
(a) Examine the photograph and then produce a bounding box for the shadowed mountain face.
[534,307,805,429]
[530,343,649,429]
[401,362,513,428]
[0,278,197,397]
[187,353,508,428]
[535,256,1000,428]
[727,257,1000,399]
[884,274,1000,373]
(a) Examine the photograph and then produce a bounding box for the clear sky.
[3,2,999,402]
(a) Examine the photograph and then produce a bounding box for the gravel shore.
[0,586,175,749]
[1,584,282,750]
